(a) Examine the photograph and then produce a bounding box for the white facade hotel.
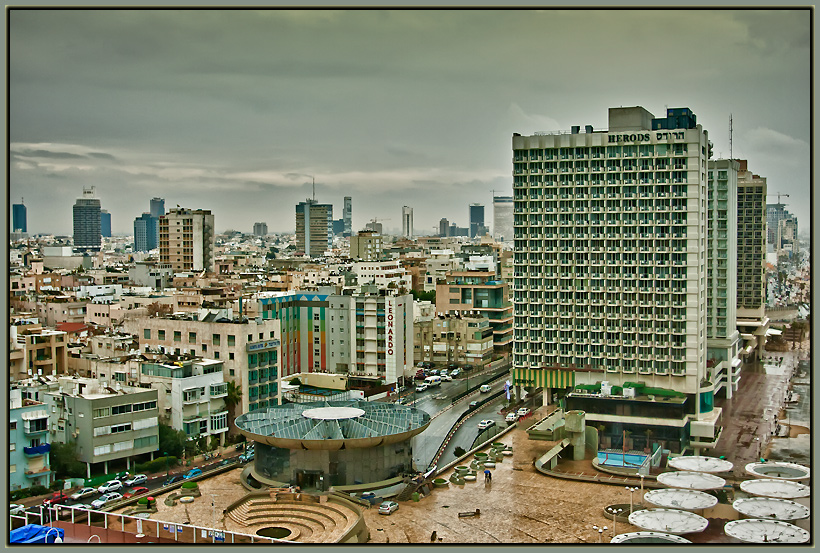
[512,106,718,453]
[401,206,414,239]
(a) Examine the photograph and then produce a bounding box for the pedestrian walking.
[484,468,491,483]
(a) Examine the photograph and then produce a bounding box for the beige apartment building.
[159,208,216,273]
[414,314,494,368]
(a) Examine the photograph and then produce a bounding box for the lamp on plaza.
[639,474,645,506]
[626,486,639,514]
[592,525,607,544]
[610,508,623,537]
[164,451,169,477]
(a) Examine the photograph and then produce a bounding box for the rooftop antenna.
[312,176,316,202]
[729,113,733,160]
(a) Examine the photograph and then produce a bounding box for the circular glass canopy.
[235,400,431,450]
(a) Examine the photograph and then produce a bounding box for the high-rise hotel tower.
[511,106,720,454]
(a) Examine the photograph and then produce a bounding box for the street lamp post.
[610,508,623,537]
[626,486,639,514]
[639,474,645,506]
[164,451,169,477]
[592,525,607,543]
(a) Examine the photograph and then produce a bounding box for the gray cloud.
[9,9,811,234]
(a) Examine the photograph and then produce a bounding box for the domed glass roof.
[235,400,431,450]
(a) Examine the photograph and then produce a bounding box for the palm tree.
[224,381,243,430]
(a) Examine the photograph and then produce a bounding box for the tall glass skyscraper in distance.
[469,203,485,238]
[12,200,26,233]
[73,186,101,251]
[100,210,112,237]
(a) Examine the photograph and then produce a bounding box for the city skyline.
[9,9,811,236]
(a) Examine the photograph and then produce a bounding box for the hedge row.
[134,456,179,474]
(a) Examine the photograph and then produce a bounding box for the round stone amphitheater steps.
[226,494,359,543]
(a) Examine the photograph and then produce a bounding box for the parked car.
[123,486,150,499]
[477,419,495,430]
[91,492,122,509]
[428,369,439,376]
[505,412,519,423]
[239,452,254,463]
[218,458,235,467]
[450,368,461,378]
[70,487,97,500]
[463,364,474,372]
[415,383,429,393]
[234,442,244,452]
[43,493,70,506]
[439,369,448,377]
[72,504,94,511]
[97,480,123,494]
[440,374,453,382]
[517,407,531,417]
[378,501,399,515]
[184,468,203,479]
[468,400,479,409]
[479,384,492,393]
[124,474,147,487]
[163,475,183,486]
[10,504,26,515]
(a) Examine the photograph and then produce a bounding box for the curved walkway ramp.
[225,491,369,543]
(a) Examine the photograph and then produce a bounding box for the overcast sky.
[9,9,811,236]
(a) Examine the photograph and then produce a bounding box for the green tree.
[411,289,436,303]
[453,446,466,458]
[50,441,86,479]
[158,422,187,459]
[224,381,243,428]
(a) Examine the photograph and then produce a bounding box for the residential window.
[143,329,151,339]
[213,334,220,346]
[229,353,234,360]
[111,404,132,415]
[9,464,16,473]
[228,335,235,346]
[132,401,157,412]
[10,421,17,430]
[111,423,132,434]
[215,351,220,359]
[92,407,111,419]
[158,330,166,340]
[174,331,181,342]
[189,332,196,344]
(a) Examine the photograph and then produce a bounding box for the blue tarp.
[10,524,65,543]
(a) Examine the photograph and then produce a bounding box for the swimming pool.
[597,451,648,467]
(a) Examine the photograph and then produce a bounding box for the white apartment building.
[512,106,716,454]
[139,358,229,444]
[351,260,412,290]
[423,249,460,292]
[706,159,742,400]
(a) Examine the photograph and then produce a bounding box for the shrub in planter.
[181,481,198,489]
[137,497,149,505]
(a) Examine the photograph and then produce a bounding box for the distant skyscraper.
[296,199,333,257]
[343,196,353,237]
[134,212,158,251]
[159,208,215,272]
[73,186,101,251]
[332,219,345,235]
[12,199,26,233]
[469,203,485,238]
[253,222,268,237]
[150,197,165,218]
[100,210,112,237]
[439,218,450,237]
[364,220,383,234]
[493,196,513,241]
[401,206,414,239]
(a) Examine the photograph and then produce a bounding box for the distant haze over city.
[9,9,810,236]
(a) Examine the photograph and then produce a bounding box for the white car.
[450,369,461,378]
[516,407,531,417]
[505,412,519,423]
[440,374,453,382]
[10,504,26,515]
[124,474,147,487]
[479,384,492,393]
[477,419,495,430]
[70,487,97,500]
[415,383,429,392]
[91,492,122,509]
[97,480,123,494]
[439,369,448,377]
[378,501,399,515]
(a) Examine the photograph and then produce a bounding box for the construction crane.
[767,192,790,204]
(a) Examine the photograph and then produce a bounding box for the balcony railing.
[23,443,51,456]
